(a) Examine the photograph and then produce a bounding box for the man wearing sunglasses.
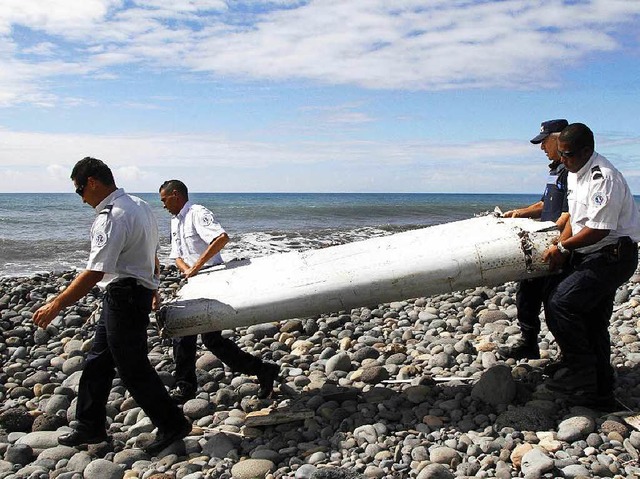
[33,158,191,455]
[499,119,570,361]
[159,180,280,403]
[540,123,640,407]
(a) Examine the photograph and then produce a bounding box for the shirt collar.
[575,152,598,180]
[95,188,125,213]
[176,200,192,219]
[549,160,563,171]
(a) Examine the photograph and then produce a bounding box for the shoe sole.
[144,422,192,456]
[497,348,540,361]
[58,436,110,448]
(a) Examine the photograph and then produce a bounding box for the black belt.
[572,236,637,261]
[598,236,637,255]
[107,277,152,292]
[112,277,137,286]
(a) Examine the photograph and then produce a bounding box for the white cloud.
[116,165,146,182]
[134,0,226,10]
[20,41,58,56]
[185,0,639,89]
[0,0,639,106]
[4,127,639,194]
[46,164,69,181]
[324,112,374,125]
[300,103,376,126]
[0,0,121,35]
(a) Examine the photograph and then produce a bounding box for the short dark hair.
[159,179,189,199]
[559,123,595,151]
[70,157,115,187]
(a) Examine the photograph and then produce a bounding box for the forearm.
[545,226,609,271]
[191,233,229,272]
[34,269,104,328]
[555,212,570,233]
[558,220,572,242]
[175,258,191,274]
[504,201,543,219]
[560,227,610,251]
[51,270,104,310]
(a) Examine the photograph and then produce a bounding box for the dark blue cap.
[530,119,569,144]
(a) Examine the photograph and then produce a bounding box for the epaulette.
[99,204,114,215]
[591,165,603,180]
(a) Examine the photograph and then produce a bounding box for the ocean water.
[0,192,604,278]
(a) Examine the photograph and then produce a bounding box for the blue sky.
[1,0,639,193]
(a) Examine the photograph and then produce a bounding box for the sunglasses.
[75,183,86,196]
[558,150,577,158]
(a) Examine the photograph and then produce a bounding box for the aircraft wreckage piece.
[157,215,559,338]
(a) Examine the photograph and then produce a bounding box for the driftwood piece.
[245,407,314,427]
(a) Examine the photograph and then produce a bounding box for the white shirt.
[169,201,226,268]
[567,152,640,254]
[86,188,160,290]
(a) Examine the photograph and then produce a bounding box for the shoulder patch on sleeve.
[199,211,215,227]
[592,193,606,206]
[93,229,108,247]
[92,207,111,247]
[591,165,604,180]
[99,204,113,215]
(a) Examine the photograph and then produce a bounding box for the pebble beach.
[1,263,640,479]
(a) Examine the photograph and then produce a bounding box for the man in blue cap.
[499,119,570,360]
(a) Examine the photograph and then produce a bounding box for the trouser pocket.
[106,281,135,309]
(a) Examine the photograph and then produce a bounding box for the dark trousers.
[515,277,547,338]
[76,279,185,433]
[544,239,638,394]
[173,331,263,389]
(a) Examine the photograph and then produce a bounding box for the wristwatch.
[556,241,570,255]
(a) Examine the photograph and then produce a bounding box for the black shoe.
[498,339,540,360]
[144,420,191,456]
[257,361,280,399]
[58,428,109,447]
[170,383,196,405]
[543,358,568,377]
[544,365,597,395]
[577,392,619,411]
